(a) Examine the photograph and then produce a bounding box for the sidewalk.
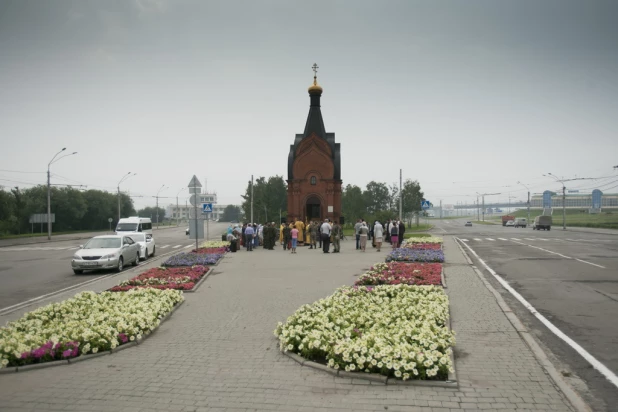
[0,238,582,411]
[0,225,178,248]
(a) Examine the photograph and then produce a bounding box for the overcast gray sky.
[1,0,617,210]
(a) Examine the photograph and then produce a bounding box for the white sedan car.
[127,233,156,260]
[71,235,140,275]
[505,220,515,227]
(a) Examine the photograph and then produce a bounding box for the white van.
[115,217,153,235]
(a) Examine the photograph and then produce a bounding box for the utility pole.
[439,199,442,219]
[193,180,199,250]
[47,148,77,240]
[399,169,403,221]
[250,175,254,224]
[476,193,480,221]
[477,192,500,221]
[544,174,593,230]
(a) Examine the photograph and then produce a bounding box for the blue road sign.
[421,200,431,210]
[202,203,213,213]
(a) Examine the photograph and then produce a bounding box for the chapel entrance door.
[306,196,321,221]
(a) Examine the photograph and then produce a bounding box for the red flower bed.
[108,265,210,292]
[191,247,228,254]
[355,262,442,286]
[402,243,442,250]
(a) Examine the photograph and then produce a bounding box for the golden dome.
[308,76,323,94]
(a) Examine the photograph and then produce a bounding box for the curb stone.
[455,237,591,412]
[4,300,185,374]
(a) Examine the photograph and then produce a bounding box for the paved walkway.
[0,237,580,411]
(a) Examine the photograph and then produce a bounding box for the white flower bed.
[1,288,183,368]
[199,240,230,248]
[402,236,443,244]
[274,285,455,380]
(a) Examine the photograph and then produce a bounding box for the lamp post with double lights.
[47,148,78,240]
[155,185,168,228]
[117,172,137,221]
[543,173,593,230]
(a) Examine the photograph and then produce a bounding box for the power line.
[0,169,45,174]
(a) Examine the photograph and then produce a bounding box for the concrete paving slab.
[0,238,580,411]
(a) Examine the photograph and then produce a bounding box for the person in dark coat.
[398,220,406,247]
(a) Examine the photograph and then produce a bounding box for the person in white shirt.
[373,221,384,252]
[320,219,332,253]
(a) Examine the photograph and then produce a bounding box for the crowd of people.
[353,219,406,252]
[224,218,405,254]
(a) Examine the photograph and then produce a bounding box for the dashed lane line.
[473,238,482,241]
[457,238,618,390]
[486,238,495,241]
[498,238,508,241]
[159,245,170,249]
[172,245,182,249]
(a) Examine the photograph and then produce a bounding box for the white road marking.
[183,245,192,249]
[473,238,482,241]
[498,238,507,241]
[460,239,469,242]
[159,245,170,249]
[457,238,618,390]
[526,244,573,260]
[172,245,182,249]
[511,238,521,241]
[575,258,606,269]
[486,238,495,241]
[524,238,535,241]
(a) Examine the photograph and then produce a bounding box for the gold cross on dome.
[312,63,319,76]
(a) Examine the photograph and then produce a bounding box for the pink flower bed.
[109,265,210,292]
[191,247,228,254]
[355,262,443,286]
[402,243,442,250]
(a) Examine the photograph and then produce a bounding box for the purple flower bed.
[162,252,223,267]
[386,248,445,263]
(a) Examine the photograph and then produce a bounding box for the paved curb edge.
[453,237,591,412]
[280,347,458,387]
[0,300,185,374]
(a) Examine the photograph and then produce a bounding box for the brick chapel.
[287,64,342,224]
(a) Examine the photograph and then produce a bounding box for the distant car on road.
[71,235,140,275]
[465,221,472,226]
[513,218,528,228]
[127,233,156,260]
[532,215,552,231]
[505,220,515,227]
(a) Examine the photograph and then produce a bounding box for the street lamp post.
[517,181,531,223]
[47,148,78,240]
[155,185,168,229]
[117,172,137,221]
[175,188,184,227]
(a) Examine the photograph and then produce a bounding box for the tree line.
[0,185,136,236]
[342,179,424,225]
[237,176,424,225]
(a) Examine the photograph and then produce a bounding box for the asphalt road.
[0,223,227,311]
[434,218,618,411]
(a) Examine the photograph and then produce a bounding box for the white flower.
[92,348,98,354]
